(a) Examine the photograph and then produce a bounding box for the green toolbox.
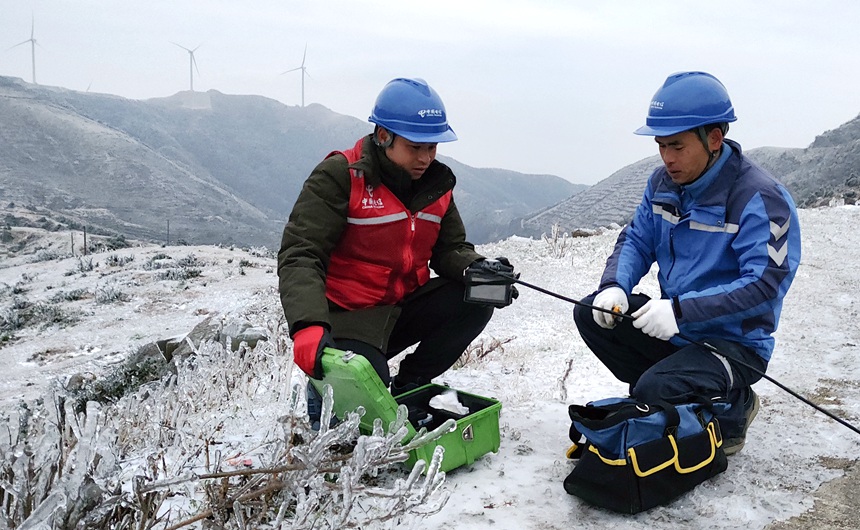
[309,347,502,472]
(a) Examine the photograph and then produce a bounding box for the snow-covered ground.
[1,206,858,528]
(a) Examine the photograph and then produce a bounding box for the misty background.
[3,1,860,185]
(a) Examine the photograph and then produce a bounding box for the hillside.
[0,76,580,247]
[519,114,860,237]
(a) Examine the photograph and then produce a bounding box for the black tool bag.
[563,397,728,514]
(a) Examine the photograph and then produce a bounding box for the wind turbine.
[172,42,201,91]
[281,44,310,107]
[10,15,38,84]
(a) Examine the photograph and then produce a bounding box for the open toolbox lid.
[308,347,417,438]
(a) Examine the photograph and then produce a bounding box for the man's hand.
[592,287,628,329]
[292,325,334,379]
[495,258,521,304]
[631,299,679,340]
[465,257,517,282]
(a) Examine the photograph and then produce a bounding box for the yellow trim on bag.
[565,443,580,459]
[628,445,676,476]
[587,444,628,466]
[583,421,722,476]
[628,421,720,477]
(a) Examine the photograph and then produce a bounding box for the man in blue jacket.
[573,71,801,455]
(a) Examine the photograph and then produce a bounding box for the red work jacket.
[325,138,452,310]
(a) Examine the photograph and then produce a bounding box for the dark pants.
[309,279,493,413]
[573,292,767,439]
[334,280,494,387]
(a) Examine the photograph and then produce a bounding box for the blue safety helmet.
[634,71,737,137]
[368,78,457,143]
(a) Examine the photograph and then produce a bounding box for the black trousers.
[573,292,767,439]
[334,280,494,388]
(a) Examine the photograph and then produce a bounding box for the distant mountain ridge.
[519,113,860,237]
[0,76,582,247]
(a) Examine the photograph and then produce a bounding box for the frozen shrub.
[542,222,570,258]
[142,253,172,270]
[94,284,130,304]
[175,253,201,268]
[28,302,81,328]
[156,267,202,281]
[104,253,135,267]
[87,234,131,254]
[49,288,89,303]
[64,257,96,276]
[454,335,515,369]
[247,246,274,259]
[30,247,65,263]
[5,338,451,529]
[11,295,28,310]
[0,307,22,332]
[0,298,83,336]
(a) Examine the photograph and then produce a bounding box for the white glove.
[592,287,628,329]
[631,299,679,340]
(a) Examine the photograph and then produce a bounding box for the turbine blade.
[172,41,191,52]
[192,54,200,75]
[281,67,301,75]
[301,43,307,66]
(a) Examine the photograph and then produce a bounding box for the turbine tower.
[281,44,310,107]
[172,42,201,91]
[11,15,38,84]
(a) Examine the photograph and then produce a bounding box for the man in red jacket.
[277,78,516,428]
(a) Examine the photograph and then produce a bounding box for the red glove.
[292,325,333,379]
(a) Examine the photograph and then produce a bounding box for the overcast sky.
[3,1,859,185]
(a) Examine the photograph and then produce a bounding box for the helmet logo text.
[650,100,664,110]
[417,108,443,118]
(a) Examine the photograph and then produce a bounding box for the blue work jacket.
[600,140,801,361]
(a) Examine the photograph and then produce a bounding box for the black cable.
[506,275,860,438]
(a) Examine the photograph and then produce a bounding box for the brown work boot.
[723,389,760,456]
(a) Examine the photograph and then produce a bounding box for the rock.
[170,315,223,359]
[219,320,268,351]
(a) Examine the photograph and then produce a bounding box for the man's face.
[654,130,711,185]
[386,136,437,180]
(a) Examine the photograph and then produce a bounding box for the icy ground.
[1,205,859,529]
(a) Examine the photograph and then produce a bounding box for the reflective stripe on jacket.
[325,138,452,310]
